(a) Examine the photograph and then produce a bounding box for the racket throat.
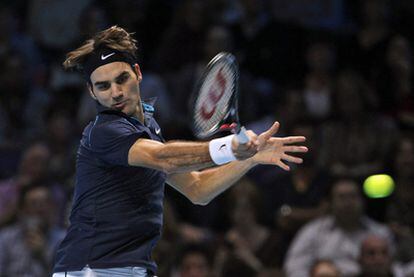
[219,123,240,133]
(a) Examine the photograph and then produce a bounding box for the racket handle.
[236,126,249,144]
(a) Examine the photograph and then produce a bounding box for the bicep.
[128,138,167,170]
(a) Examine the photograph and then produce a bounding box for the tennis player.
[52,26,307,277]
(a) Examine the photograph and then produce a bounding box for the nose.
[111,83,124,100]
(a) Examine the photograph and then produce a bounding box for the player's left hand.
[251,121,308,170]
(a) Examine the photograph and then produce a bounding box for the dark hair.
[176,243,213,268]
[327,178,361,201]
[63,25,138,72]
[18,182,51,209]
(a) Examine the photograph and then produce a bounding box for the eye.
[96,83,110,91]
[116,73,130,84]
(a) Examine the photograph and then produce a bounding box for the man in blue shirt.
[52,26,307,277]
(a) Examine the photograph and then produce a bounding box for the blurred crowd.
[0,0,413,276]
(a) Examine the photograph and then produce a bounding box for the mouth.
[112,100,128,110]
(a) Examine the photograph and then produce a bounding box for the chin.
[123,106,136,116]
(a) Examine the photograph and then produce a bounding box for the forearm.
[167,158,256,205]
[156,141,215,172]
[191,159,256,204]
[129,139,216,173]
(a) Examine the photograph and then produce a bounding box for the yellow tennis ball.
[363,174,395,198]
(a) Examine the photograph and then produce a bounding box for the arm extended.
[128,132,257,174]
[166,122,308,205]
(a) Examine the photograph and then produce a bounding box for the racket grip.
[236,126,249,144]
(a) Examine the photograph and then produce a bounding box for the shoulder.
[90,115,141,141]
[363,216,392,237]
[96,114,139,131]
[305,215,333,229]
[295,216,334,238]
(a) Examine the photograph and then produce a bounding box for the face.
[180,252,210,277]
[331,180,363,222]
[23,187,51,218]
[19,143,51,181]
[231,199,255,226]
[21,186,53,230]
[311,261,340,277]
[89,62,142,117]
[336,73,363,117]
[395,137,414,178]
[360,236,391,275]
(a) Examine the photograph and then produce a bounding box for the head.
[47,111,73,144]
[204,25,233,60]
[330,179,363,226]
[18,142,51,182]
[360,0,389,26]
[359,234,392,276]
[227,178,262,228]
[393,134,414,179]
[178,244,212,277]
[310,260,341,277]
[386,35,412,74]
[305,41,336,73]
[333,70,372,120]
[18,183,54,230]
[63,26,143,118]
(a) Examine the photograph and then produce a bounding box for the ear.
[87,83,97,100]
[133,63,143,83]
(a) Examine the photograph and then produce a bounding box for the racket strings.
[194,62,236,137]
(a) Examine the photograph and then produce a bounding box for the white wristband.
[209,134,237,165]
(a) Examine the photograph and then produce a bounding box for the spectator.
[27,0,92,54]
[386,134,414,263]
[318,70,397,179]
[44,111,77,186]
[357,234,413,277]
[155,0,208,73]
[303,39,337,122]
[173,243,212,277]
[215,178,277,276]
[284,179,393,277]
[0,183,65,276]
[376,35,414,127]
[341,0,393,81]
[0,142,66,227]
[310,260,341,277]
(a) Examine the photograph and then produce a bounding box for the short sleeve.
[89,119,148,166]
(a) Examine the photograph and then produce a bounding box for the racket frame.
[191,52,245,141]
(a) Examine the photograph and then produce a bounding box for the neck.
[335,216,361,231]
[135,109,145,123]
[134,99,145,123]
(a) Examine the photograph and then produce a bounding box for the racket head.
[191,52,241,139]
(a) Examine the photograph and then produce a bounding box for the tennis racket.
[191,52,249,144]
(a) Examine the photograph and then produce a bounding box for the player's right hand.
[252,121,308,170]
[231,130,259,160]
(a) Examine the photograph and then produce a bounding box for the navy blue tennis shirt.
[53,102,167,274]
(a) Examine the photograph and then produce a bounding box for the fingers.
[246,130,259,146]
[261,121,280,141]
[277,160,290,171]
[282,154,303,164]
[283,146,308,153]
[281,136,306,144]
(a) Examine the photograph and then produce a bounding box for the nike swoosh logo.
[219,144,226,151]
[101,52,115,60]
[155,128,161,135]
